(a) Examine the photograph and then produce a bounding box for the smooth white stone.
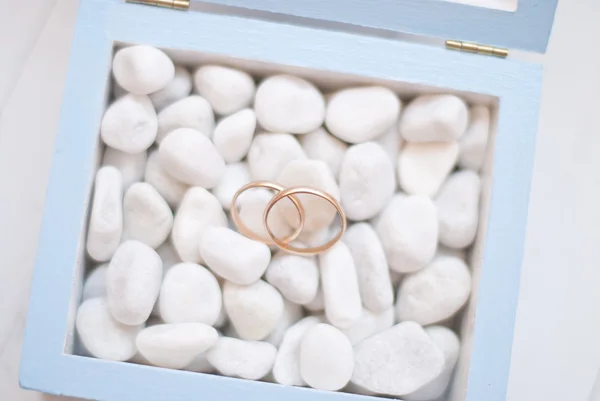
[459,105,491,171]
[212,162,251,210]
[76,298,142,361]
[149,66,192,111]
[201,227,271,285]
[86,166,123,262]
[136,323,218,369]
[376,194,438,273]
[273,316,321,386]
[82,265,108,301]
[144,150,188,208]
[123,183,173,249]
[277,159,340,232]
[404,326,461,401]
[340,142,395,220]
[398,141,459,197]
[299,127,348,177]
[101,94,157,154]
[266,299,304,347]
[319,242,362,329]
[437,170,481,249]
[102,147,147,190]
[343,223,393,312]
[235,188,294,241]
[375,124,403,175]
[304,282,325,312]
[266,252,319,305]
[172,187,227,263]
[213,109,256,163]
[255,75,325,134]
[194,65,255,115]
[206,337,277,380]
[400,95,469,142]
[352,321,444,396]
[224,280,284,340]
[156,95,214,143]
[326,86,400,143]
[396,257,472,325]
[112,46,174,95]
[300,323,354,391]
[341,307,395,345]
[159,262,222,325]
[247,133,306,181]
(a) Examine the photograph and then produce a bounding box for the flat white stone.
[340,142,395,220]
[265,299,304,347]
[86,166,123,262]
[102,147,147,191]
[300,323,354,391]
[247,133,306,181]
[76,298,142,361]
[400,95,469,142]
[212,162,251,210]
[136,322,218,369]
[398,141,459,197]
[299,127,348,177]
[159,263,222,325]
[396,256,472,325]
[101,94,157,154]
[156,95,214,143]
[82,264,108,301]
[436,170,481,249]
[235,188,294,242]
[123,183,173,249]
[112,46,174,95]
[194,65,255,115]
[144,150,188,208]
[352,321,444,396]
[213,109,256,163]
[266,252,319,305]
[206,337,277,380]
[223,280,284,341]
[459,105,491,171]
[255,74,325,134]
[341,307,395,345]
[149,66,192,111]
[319,242,362,329]
[343,223,393,312]
[376,194,438,273]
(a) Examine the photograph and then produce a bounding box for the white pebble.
[277,159,340,232]
[86,166,123,262]
[376,194,438,273]
[235,188,293,242]
[396,256,472,325]
[400,95,469,142]
[339,142,395,220]
[171,187,227,263]
[459,105,490,171]
[255,75,325,134]
[213,109,256,163]
[194,65,255,115]
[273,316,321,386]
[437,170,481,249]
[300,323,354,391]
[247,133,306,181]
[266,252,319,305]
[106,241,162,325]
[404,326,460,401]
[207,337,277,380]
[101,94,157,154]
[304,283,325,312]
[159,128,225,188]
[343,223,393,312]
[224,280,284,341]
[398,141,459,197]
[299,127,347,177]
[201,227,271,285]
[326,86,400,143]
[112,46,174,95]
[76,298,142,361]
[156,96,214,143]
[144,150,188,208]
[102,147,147,190]
[212,162,251,210]
[123,183,173,248]
[136,323,218,369]
[82,265,108,301]
[149,66,192,111]
[319,242,362,329]
[352,321,444,396]
[266,299,304,347]
[341,307,395,345]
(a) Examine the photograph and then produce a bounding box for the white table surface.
[1,0,599,400]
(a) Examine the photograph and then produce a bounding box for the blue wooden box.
[19,0,557,400]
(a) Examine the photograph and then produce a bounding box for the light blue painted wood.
[199,0,558,53]
[20,0,542,400]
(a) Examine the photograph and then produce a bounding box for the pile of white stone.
[76,45,490,400]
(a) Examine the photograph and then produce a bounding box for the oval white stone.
[156,95,215,143]
[82,264,108,301]
[144,150,188,208]
[123,183,173,249]
[194,65,256,115]
[212,162,251,210]
[149,66,192,111]
[299,127,348,177]
[102,147,147,191]
[265,252,319,305]
[213,109,256,163]
[206,337,277,380]
[247,133,307,181]
[400,94,469,142]
[341,307,395,345]
[459,105,490,171]
[112,46,174,95]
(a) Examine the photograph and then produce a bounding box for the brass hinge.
[126,0,189,10]
[445,40,508,58]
